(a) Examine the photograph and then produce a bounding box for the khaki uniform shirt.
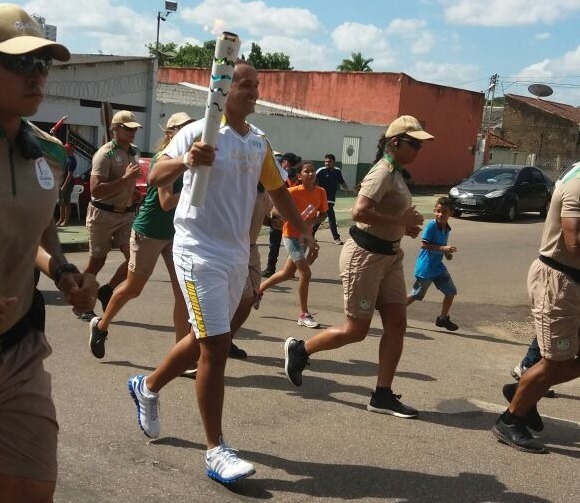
[539,168,580,270]
[91,140,139,208]
[356,157,412,242]
[0,122,65,334]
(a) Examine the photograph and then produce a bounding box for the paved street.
[45,214,578,502]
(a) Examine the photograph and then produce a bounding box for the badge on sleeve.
[35,157,54,189]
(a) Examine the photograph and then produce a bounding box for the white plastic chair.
[70,184,84,221]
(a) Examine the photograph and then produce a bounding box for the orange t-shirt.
[283,184,328,238]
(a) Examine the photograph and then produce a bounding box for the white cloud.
[253,36,329,70]
[385,19,435,55]
[411,61,480,88]
[514,46,580,105]
[331,22,388,53]
[535,32,551,40]
[181,0,321,38]
[441,0,580,26]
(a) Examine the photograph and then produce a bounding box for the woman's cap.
[166,112,193,129]
[385,115,434,140]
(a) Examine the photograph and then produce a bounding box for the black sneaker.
[75,309,97,321]
[229,342,248,359]
[97,284,114,312]
[284,337,309,386]
[262,268,274,278]
[491,417,548,454]
[367,389,418,418]
[502,383,544,432]
[89,316,107,359]
[435,315,459,331]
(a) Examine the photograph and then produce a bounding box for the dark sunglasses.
[399,137,423,150]
[0,53,52,76]
[119,124,138,132]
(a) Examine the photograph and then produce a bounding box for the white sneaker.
[298,313,319,328]
[128,375,160,439]
[206,439,255,483]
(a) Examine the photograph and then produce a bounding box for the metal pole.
[155,11,161,58]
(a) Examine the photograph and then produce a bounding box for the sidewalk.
[57,222,89,253]
[57,188,450,253]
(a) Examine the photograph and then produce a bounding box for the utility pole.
[481,73,499,134]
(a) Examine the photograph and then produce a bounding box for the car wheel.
[453,208,462,218]
[503,200,517,222]
[539,199,550,219]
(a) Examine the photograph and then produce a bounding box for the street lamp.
[155,1,178,58]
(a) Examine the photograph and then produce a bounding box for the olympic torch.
[188,32,241,207]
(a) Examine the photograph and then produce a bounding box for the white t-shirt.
[166,118,284,266]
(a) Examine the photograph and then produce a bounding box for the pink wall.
[159,68,483,185]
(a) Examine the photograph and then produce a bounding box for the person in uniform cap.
[75,110,143,325]
[283,115,433,420]
[0,4,97,501]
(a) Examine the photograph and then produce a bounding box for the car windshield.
[469,168,518,185]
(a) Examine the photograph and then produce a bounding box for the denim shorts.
[410,271,457,300]
[283,236,307,263]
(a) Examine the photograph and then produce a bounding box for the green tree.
[337,52,374,72]
[246,42,293,70]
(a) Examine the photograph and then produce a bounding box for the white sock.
[142,377,158,397]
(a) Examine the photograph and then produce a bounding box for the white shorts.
[174,255,247,338]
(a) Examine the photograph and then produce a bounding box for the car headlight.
[449,187,459,197]
[485,189,506,198]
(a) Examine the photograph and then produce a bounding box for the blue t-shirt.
[414,219,451,279]
[315,167,345,203]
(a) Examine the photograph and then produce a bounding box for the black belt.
[0,289,45,354]
[349,225,400,255]
[539,255,580,284]
[91,200,137,214]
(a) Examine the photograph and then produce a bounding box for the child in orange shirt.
[259,162,328,328]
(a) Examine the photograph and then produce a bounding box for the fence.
[488,150,576,180]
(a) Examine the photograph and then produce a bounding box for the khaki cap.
[111,110,142,128]
[385,115,434,140]
[0,3,70,61]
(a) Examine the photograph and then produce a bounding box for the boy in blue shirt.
[407,196,459,330]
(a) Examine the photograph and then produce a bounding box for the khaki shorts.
[86,204,134,258]
[528,259,580,361]
[340,238,406,319]
[241,244,261,301]
[0,330,58,481]
[128,229,173,277]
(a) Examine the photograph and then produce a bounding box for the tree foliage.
[246,42,293,70]
[337,52,374,72]
[148,40,292,70]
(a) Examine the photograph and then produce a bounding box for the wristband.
[54,263,80,287]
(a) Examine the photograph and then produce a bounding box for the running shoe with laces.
[333,239,344,245]
[128,375,160,439]
[297,312,319,328]
[89,316,107,359]
[435,315,459,331]
[206,437,255,483]
[284,337,309,386]
[367,388,419,418]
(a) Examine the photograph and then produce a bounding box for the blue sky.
[18,0,580,106]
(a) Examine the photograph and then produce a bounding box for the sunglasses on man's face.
[399,137,423,151]
[0,53,52,76]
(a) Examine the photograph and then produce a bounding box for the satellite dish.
[528,83,553,98]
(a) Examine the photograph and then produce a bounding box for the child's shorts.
[283,236,307,263]
[410,271,457,300]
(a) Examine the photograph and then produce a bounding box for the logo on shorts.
[556,338,571,352]
[360,298,371,311]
